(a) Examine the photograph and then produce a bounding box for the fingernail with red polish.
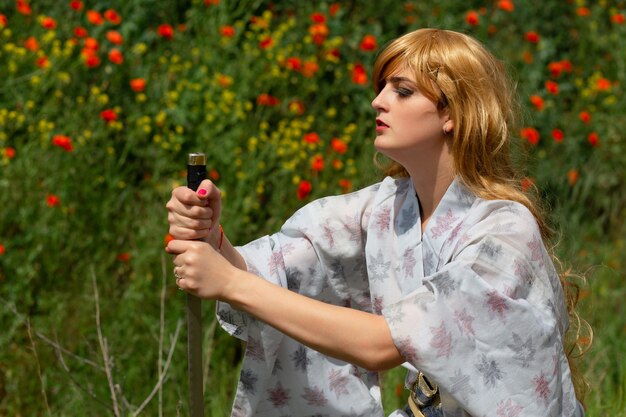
[198,189,207,196]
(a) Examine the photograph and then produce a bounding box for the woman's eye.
[394,88,413,97]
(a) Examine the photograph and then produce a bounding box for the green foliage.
[0,0,624,415]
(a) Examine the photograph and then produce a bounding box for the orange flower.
[0,14,6,28]
[551,129,564,143]
[332,159,343,170]
[310,154,324,172]
[352,63,367,85]
[217,74,232,88]
[301,61,319,78]
[36,56,50,69]
[576,7,590,17]
[74,26,88,38]
[69,1,83,11]
[285,57,302,71]
[52,135,73,152]
[359,35,377,51]
[100,109,118,123]
[596,78,611,91]
[529,95,544,111]
[521,177,534,192]
[289,100,305,115]
[47,194,60,207]
[157,24,174,39]
[578,111,591,124]
[611,13,625,24]
[522,51,533,64]
[209,169,220,180]
[587,132,599,147]
[545,80,559,95]
[520,127,540,145]
[259,35,274,49]
[17,1,32,15]
[309,23,328,45]
[303,132,320,144]
[524,31,540,44]
[497,0,514,12]
[220,25,235,37]
[41,16,57,30]
[130,78,146,92]
[104,9,122,25]
[567,169,579,185]
[297,180,312,200]
[117,252,131,262]
[108,48,123,65]
[331,138,348,154]
[24,37,39,51]
[87,10,104,25]
[465,10,479,26]
[338,178,352,193]
[106,30,124,45]
[3,147,16,159]
[256,93,279,106]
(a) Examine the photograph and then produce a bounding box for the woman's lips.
[376,118,389,132]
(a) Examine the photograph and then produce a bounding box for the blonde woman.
[166,28,585,416]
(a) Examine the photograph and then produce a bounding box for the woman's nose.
[371,87,388,112]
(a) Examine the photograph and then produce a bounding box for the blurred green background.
[0,0,624,415]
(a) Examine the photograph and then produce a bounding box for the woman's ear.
[443,119,454,135]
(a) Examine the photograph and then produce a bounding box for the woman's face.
[371,67,449,164]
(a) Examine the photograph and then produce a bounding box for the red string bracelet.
[218,224,224,251]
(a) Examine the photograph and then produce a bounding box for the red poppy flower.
[529,95,544,111]
[309,23,329,45]
[41,17,57,30]
[0,244,5,255]
[209,169,220,180]
[497,0,514,12]
[352,63,367,85]
[596,78,611,91]
[84,54,101,68]
[108,48,123,65]
[545,80,559,95]
[612,13,625,24]
[0,14,6,28]
[578,111,591,124]
[74,26,88,38]
[100,109,118,123]
[331,138,348,154]
[285,57,302,71]
[297,180,312,200]
[36,56,49,68]
[130,78,146,92]
[303,132,320,144]
[576,7,590,17]
[52,135,73,152]
[117,252,131,262]
[329,4,340,17]
[359,35,377,51]
[301,61,319,78]
[164,233,175,246]
[3,147,16,159]
[520,127,540,145]
[587,132,599,147]
[104,9,122,25]
[524,31,540,43]
[69,1,83,11]
[204,0,220,5]
[17,1,32,15]
[465,10,479,26]
[256,93,279,106]
[106,30,124,45]
[567,169,579,185]
[310,12,326,23]
[24,37,39,51]
[157,24,174,40]
[310,155,324,172]
[338,179,352,193]
[87,10,104,25]
[521,177,534,192]
[220,25,235,37]
[551,129,564,143]
[47,194,60,207]
[259,35,274,49]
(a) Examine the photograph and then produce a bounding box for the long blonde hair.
[373,28,590,403]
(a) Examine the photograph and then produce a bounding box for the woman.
[166,28,584,416]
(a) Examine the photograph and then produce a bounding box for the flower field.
[0,0,624,415]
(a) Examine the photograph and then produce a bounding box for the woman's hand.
[166,239,237,300]
[166,179,222,247]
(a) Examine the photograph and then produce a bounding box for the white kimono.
[217,176,582,417]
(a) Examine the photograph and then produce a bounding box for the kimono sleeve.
[217,186,376,342]
[382,205,578,416]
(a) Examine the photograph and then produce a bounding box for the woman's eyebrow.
[388,76,416,86]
